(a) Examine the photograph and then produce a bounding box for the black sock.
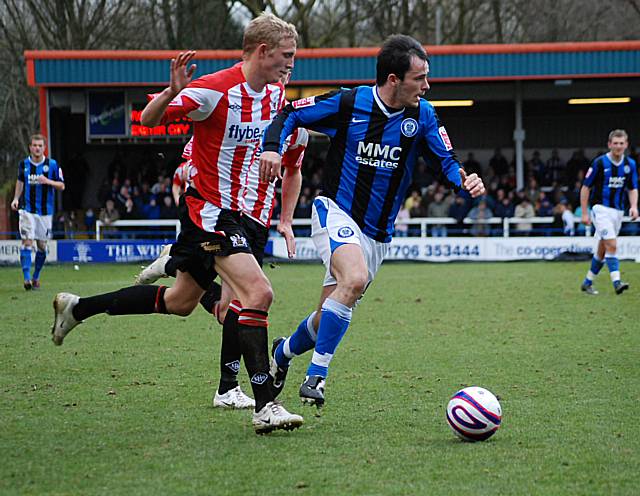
[218,300,241,394]
[165,257,178,277]
[199,281,222,314]
[73,285,168,321]
[237,308,272,412]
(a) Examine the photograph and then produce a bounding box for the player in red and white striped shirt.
[51,13,303,434]
[137,74,309,409]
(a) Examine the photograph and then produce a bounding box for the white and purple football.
[446,386,502,442]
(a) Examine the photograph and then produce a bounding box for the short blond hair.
[30,133,46,144]
[243,12,297,54]
[608,129,628,142]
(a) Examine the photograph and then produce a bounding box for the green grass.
[1,261,638,495]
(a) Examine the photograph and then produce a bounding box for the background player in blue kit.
[10,134,65,290]
[580,129,638,295]
[260,34,485,407]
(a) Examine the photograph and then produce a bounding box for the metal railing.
[92,216,639,240]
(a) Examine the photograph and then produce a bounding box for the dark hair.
[376,34,428,86]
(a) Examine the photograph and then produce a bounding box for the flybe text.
[228,124,264,143]
[355,141,402,169]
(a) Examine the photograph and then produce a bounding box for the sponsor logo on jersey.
[227,124,264,143]
[337,226,355,238]
[608,176,625,188]
[438,126,453,150]
[251,373,269,385]
[230,234,248,248]
[355,141,402,169]
[292,96,315,109]
[228,103,243,112]
[401,118,418,137]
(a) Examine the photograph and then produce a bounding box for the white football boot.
[51,293,81,346]
[252,401,304,434]
[134,244,171,285]
[212,386,255,409]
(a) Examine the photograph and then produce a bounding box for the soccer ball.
[446,386,502,442]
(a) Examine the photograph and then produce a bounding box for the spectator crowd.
[54,145,640,238]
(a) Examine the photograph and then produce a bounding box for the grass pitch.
[1,261,638,495]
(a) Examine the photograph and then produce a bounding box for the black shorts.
[169,189,252,290]
[241,215,269,267]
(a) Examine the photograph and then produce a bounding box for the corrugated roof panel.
[31,47,640,85]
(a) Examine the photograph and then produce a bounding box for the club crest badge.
[401,118,418,137]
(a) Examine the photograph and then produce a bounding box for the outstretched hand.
[170,51,197,96]
[459,168,485,197]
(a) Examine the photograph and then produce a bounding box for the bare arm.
[628,189,638,220]
[580,185,591,225]
[141,51,197,127]
[10,180,23,210]
[172,184,181,206]
[277,167,303,258]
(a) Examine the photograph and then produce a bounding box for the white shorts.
[19,210,52,241]
[311,196,389,287]
[591,204,623,241]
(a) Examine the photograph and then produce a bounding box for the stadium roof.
[25,41,640,87]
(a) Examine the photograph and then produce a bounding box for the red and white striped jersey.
[242,126,309,227]
[173,138,195,193]
[173,161,189,193]
[182,136,193,159]
[158,63,286,230]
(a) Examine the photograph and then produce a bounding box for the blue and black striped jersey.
[263,86,463,242]
[583,154,638,211]
[17,157,64,215]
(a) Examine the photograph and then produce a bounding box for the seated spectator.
[394,207,410,237]
[408,194,428,218]
[160,195,178,219]
[404,190,422,212]
[513,195,535,235]
[141,195,161,220]
[525,176,541,205]
[426,191,449,237]
[468,199,493,237]
[536,191,554,217]
[494,189,515,218]
[99,199,120,238]
[448,195,470,235]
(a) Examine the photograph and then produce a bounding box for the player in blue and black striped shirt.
[580,129,638,295]
[260,35,485,407]
[10,134,65,290]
